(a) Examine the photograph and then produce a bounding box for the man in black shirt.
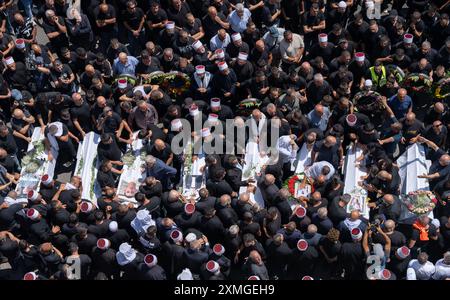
[123,0,146,56]
[93,3,118,53]
[41,9,69,55]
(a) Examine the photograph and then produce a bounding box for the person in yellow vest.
[366,61,387,89]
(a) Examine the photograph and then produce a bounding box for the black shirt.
[123,7,145,30]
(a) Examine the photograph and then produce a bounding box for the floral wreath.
[404,190,437,215]
[144,71,191,97]
[433,77,450,100]
[402,73,432,94]
[237,98,262,117]
[353,91,385,114]
[283,173,314,198]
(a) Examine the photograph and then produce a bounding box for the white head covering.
[116,243,137,266]
[131,209,155,235]
[177,268,193,280]
[232,33,242,42]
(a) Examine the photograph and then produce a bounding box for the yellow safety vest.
[369,66,387,87]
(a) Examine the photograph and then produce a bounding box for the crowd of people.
[0,0,450,280]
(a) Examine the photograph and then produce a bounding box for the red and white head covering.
[192,40,203,50]
[170,229,183,243]
[171,119,183,131]
[97,238,111,250]
[351,228,362,240]
[144,254,158,267]
[378,269,392,280]
[27,190,39,202]
[318,33,328,43]
[23,272,37,280]
[166,21,175,30]
[215,49,225,59]
[396,246,410,259]
[238,52,248,61]
[248,275,260,280]
[208,113,219,122]
[404,33,413,44]
[302,276,314,280]
[295,206,306,218]
[117,78,127,89]
[346,114,357,127]
[41,174,52,186]
[210,98,221,108]
[218,61,228,71]
[189,104,199,116]
[184,203,196,214]
[3,56,14,65]
[297,239,309,251]
[27,208,40,220]
[355,52,365,62]
[213,244,225,256]
[232,32,242,42]
[201,128,211,138]
[195,65,206,75]
[80,201,94,213]
[206,260,220,273]
[15,39,25,49]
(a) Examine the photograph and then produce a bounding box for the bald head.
[350,210,360,220]
[383,194,395,205]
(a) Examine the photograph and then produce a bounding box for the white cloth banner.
[74,132,101,204]
[292,142,312,174]
[396,143,433,222]
[240,141,268,209]
[343,145,370,219]
[117,132,147,205]
[15,127,56,202]
[181,142,206,199]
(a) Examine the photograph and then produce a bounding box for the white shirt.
[279,33,304,63]
[432,259,450,280]
[305,161,335,180]
[407,259,436,280]
[210,33,231,51]
[276,135,298,164]
[228,9,251,33]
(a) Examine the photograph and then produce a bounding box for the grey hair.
[422,41,431,49]
[314,73,323,81]
[307,224,318,234]
[45,9,55,18]
[235,3,244,11]
[229,225,239,235]
[145,155,156,166]
[317,207,328,218]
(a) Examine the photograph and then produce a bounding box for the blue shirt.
[113,56,139,76]
[307,107,330,132]
[228,9,252,33]
[388,95,412,119]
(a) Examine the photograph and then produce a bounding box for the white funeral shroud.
[15,127,56,202]
[396,143,433,222]
[292,142,312,174]
[180,141,206,199]
[74,132,101,204]
[116,132,147,206]
[343,144,370,220]
[240,141,268,209]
